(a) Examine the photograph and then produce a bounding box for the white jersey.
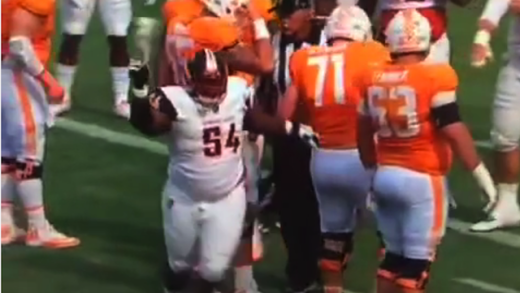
[379,0,446,10]
[161,77,251,202]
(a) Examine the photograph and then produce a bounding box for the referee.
[267,0,335,291]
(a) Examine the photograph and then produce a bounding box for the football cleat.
[2,223,26,245]
[114,100,131,119]
[470,214,520,232]
[25,223,80,249]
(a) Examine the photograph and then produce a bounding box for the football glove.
[285,121,320,148]
[129,59,150,98]
[471,30,493,68]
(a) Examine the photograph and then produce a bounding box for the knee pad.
[377,252,406,281]
[14,160,42,180]
[162,262,191,292]
[395,258,432,291]
[491,128,519,152]
[2,157,16,174]
[319,232,354,272]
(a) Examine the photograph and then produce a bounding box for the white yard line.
[454,278,520,293]
[55,118,520,249]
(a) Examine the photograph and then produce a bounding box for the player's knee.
[58,34,83,64]
[107,36,129,66]
[490,128,519,152]
[14,160,42,181]
[198,261,229,282]
[162,262,191,292]
[319,232,354,272]
[2,157,16,174]
[395,258,432,291]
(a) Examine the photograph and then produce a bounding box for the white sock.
[111,67,130,103]
[56,64,77,98]
[497,183,520,211]
[2,173,16,225]
[16,179,47,228]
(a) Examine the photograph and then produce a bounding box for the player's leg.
[8,72,80,248]
[98,0,132,118]
[199,184,247,293]
[372,167,408,293]
[52,0,96,116]
[396,174,448,293]
[1,68,25,245]
[311,149,372,292]
[162,188,199,293]
[472,64,520,231]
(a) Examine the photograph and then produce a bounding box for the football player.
[469,0,520,231]
[374,0,473,64]
[51,0,132,118]
[277,5,385,293]
[128,49,317,293]
[356,9,497,293]
[1,0,80,248]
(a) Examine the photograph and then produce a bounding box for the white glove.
[471,30,494,68]
[472,162,498,212]
[285,121,320,148]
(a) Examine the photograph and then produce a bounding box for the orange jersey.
[1,0,55,65]
[289,41,390,149]
[357,62,459,176]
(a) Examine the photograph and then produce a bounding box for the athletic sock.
[235,266,258,293]
[16,179,47,228]
[496,183,520,214]
[1,173,16,224]
[111,67,130,103]
[56,64,77,97]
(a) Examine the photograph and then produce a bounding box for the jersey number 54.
[203,123,241,157]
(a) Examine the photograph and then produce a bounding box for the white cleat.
[2,223,26,245]
[470,214,520,232]
[113,101,131,119]
[25,222,80,249]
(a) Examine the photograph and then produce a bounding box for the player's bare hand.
[471,43,492,68]
[511,0,520,14]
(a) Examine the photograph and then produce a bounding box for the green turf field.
[2,3,520,293]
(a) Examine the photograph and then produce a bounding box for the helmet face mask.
[187,49,229,107]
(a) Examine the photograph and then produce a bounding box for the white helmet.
[202,0,249,18]
[324,5,372,43]
[384,9,431,54]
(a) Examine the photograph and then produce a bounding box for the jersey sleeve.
[19,0,55,17]
[431,64,459,108]
[188,17,240,52]
[288,49,306,88]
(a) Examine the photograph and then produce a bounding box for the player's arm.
[471,0,510,67]
[129,62,175,136]
[9,2,63,101]
[277,52,302,119]
[356,98,377,169]
[432,69,497,207]
[223,41,274,75]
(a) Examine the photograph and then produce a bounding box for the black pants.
[272,136,321,291]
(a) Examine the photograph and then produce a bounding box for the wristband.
[253,19,270,40]
[474,30,491,46]
[132,85,149,98]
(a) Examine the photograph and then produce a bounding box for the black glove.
[129,59,150,90]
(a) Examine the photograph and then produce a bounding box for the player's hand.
[472,163,498,212]
[286,121,320,148]
[511,0,520,14]
[471,31,493,68]
[129,59,150,97]
[38,71,65,104]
